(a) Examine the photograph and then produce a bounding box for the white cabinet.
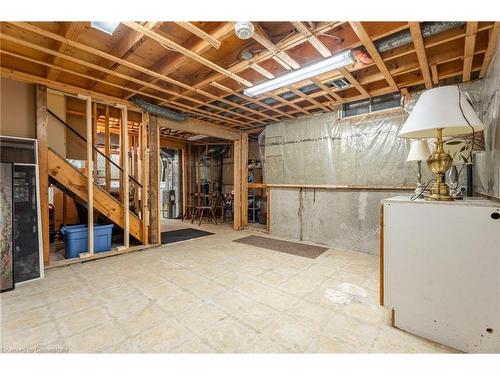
[383,196,500,353]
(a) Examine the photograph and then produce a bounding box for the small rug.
[161,228,214,244]
[233,235,328,259]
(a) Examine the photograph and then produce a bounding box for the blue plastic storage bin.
[61,224,114,258]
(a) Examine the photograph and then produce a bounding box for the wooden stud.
[121,106,130,248]
[233,137,242,230]
[86,97,94,255]
[104,105,111,192]
[431,64,439,85]
[148,114,161,244]
[36,85,50,266]
[408,22,433,89]
[241,132,249,227]
[141,112,149,245]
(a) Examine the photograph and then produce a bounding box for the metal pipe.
[131,96,188,122]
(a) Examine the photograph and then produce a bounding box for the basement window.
[342,92,401,118]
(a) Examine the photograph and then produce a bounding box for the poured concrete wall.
[270,188,402,254]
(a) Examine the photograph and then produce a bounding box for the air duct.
[131,96,188,122]
[374,21,465,53]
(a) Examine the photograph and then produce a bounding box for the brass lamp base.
[426,128,454,201]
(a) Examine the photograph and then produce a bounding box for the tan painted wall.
[47,91,67,157]
[0,77,36,139]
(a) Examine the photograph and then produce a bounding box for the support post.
[36,85,50,266]
[148,114,160,244]
[241,132,249,227]
[86,97,94,255]
[233,136,242,230]
[141,112,149,245]
[120,106,130,248]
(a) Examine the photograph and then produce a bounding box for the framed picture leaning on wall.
[0,161,15,293]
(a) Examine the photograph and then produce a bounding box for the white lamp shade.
[399,86,484,139]
[407,140,431,161]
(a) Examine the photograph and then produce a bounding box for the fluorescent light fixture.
[187,135,208,141]
[243,50,355,97]
[91,21,120,35]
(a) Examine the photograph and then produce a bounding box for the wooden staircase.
[48,148,144,242]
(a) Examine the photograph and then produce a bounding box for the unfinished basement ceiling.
[0,21,498,137]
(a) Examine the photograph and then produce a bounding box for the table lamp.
[407,140,431,196]
[399,86,484,201]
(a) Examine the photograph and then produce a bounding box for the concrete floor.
[0,220,455,353]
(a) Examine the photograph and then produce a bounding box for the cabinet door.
[13,165,41,283]
[384,201,500,353]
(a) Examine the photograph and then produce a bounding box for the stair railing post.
[119,105,130,249]
[83,95,94,256]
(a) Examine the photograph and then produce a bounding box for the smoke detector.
[234,22,255,40]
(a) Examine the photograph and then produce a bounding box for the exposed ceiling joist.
[479,21,499,78]
[174,21,222,49]
[408,22,433,89]
[121,21,252,87]
[349,21,399,91]
[47,22,86,81]
[463,22,479,82]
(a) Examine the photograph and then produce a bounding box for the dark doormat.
[233,235,328,259]
[161,228,214,244]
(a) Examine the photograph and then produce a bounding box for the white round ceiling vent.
[234,22,255,40]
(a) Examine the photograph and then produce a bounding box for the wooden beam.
[175,22,221,49]
[292,22,332,58]
[431,64,439,85]
[338,67,370,97]
[0,42,250,127]
[462,22,479,82]
[479,22,500,78]
[124,22,234,99]
[148,115,160,244]
[1,66,135,110]
[349,22,398,91]
[36,85,50,266]
[47,22,86,81]
[8,23,258,124]
[252,23,301,69]
[241,132,249,227]
[120,106,130,248]
[121,21,252,87]
[408,22,433,89]
[141,112,149,245]
[89,21,162,90]
[233,137,242,230]
[157,117,241,141]
[210,81,294,119]
[85,96,94,256]
[250,63,275,79]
